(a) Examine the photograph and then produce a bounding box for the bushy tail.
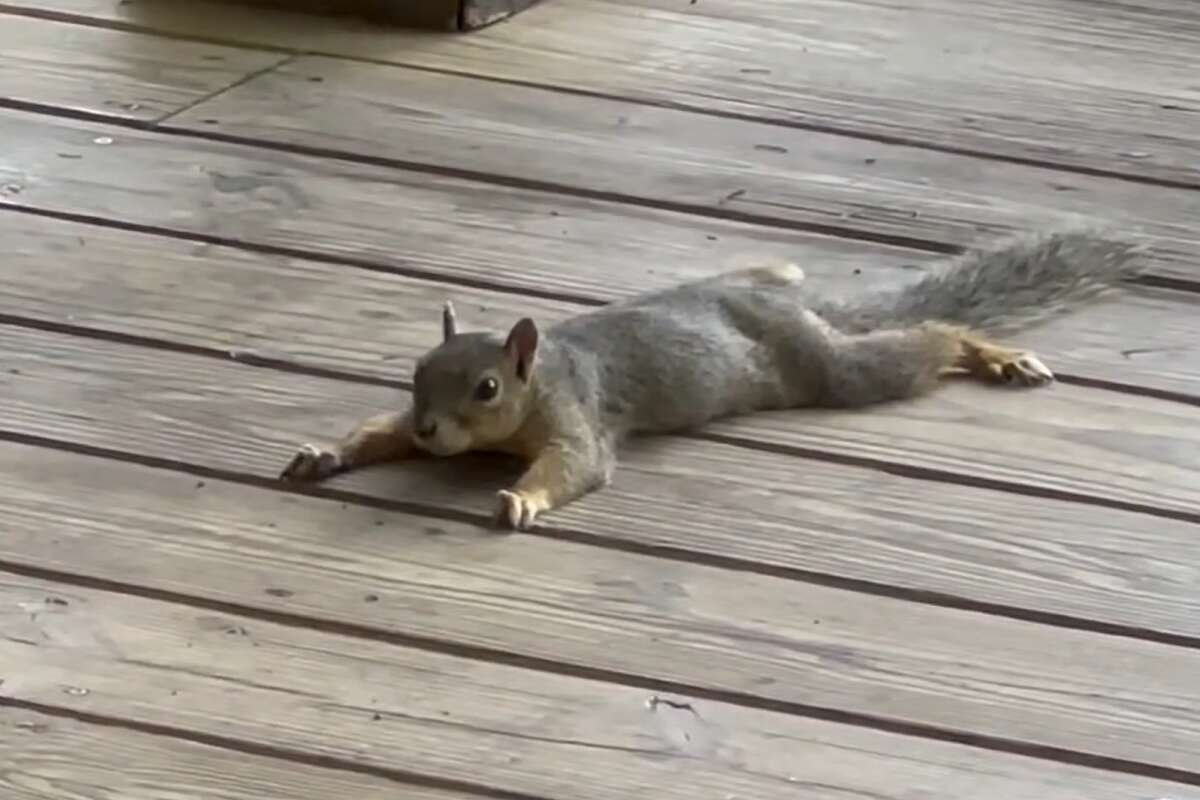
[817,227,1147,334]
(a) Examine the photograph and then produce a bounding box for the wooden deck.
[1,1,1198,797]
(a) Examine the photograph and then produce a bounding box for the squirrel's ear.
[441,301,458,342]
[504,317,539,382]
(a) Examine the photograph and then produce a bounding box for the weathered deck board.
[0,14,283,121]
[712,383,1200,517]
[6,213,1199,397]
[5,440,1200,769]
[5,13,1198,283]
[1,1,1197,793]
[598,0,1200,184]
[1,708,472,800]
[6,0,1200,186]
[0,109,928,301]
[8,121,1197,417]
[3,326,1198,641]
[167,53,1200,283]
[2,575,1196,797]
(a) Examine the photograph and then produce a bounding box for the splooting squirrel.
[280,227,1143,529]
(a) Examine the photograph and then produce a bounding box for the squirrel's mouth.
[414,427,473,458]
[420,442,465,458]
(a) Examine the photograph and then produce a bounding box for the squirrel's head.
[408,302,540,456]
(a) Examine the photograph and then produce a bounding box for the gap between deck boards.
[0,707,494,800]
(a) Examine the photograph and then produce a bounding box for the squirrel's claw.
[1002,352,1055,386]
[970,343,1055,388]
[495,489,541,530]
[280,443,342,482]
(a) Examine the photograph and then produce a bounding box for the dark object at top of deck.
[235,0,543,31]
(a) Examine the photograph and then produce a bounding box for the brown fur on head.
[410,307,540,456]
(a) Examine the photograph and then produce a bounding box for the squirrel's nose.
[416,420,437,439]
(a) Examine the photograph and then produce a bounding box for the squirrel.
[280,227,1143,529]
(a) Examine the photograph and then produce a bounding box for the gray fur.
[510,229,1139,432]
[816,227,1146,335]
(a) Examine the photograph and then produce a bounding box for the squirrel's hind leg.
[814,321,1053,408]
[280,409,420,482]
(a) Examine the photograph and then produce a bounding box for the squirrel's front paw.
[279,443,342,482]
[494,489,547,530]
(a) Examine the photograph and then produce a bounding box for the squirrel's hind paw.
[279,443,342,482]
[963,339,1055,388]
[1005,352,1055,386]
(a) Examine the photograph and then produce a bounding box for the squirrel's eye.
[475,377,499,402]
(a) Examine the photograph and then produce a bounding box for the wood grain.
[0,14,283,121]
[598,0,1200,184]
[5,440,1200,771]
[2,326,1197,641]
[711,380,1200,517]
[1,575,1195,797]
[0,109,927,302]
[0,708,474,800]
[6,213,1199,398]
[169,53,1200,282]
[7,0,1200,185]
